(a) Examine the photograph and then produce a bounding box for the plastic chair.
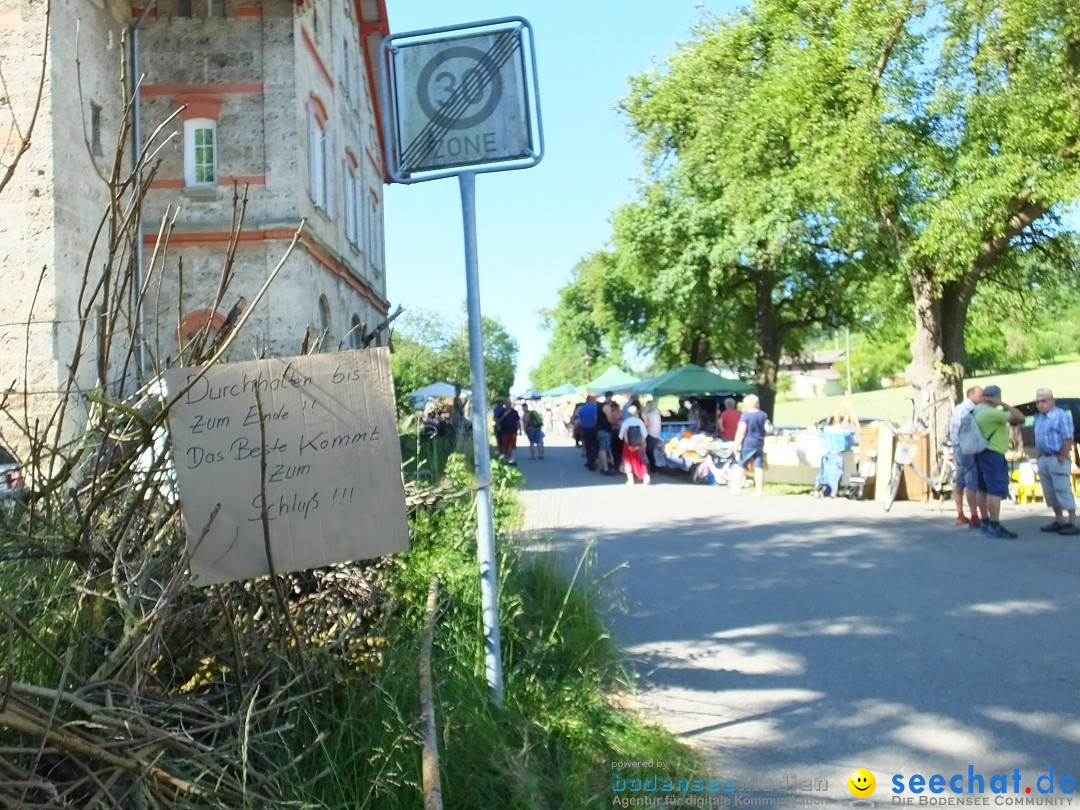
[1011,463,1042,504]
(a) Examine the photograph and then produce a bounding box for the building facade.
[0,0,390,447]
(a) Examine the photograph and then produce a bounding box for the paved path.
[516,437,1080,796]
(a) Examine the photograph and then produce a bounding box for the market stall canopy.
[632,364,754,397]
[518,388,544,400]
[578,365,640,394]
[405,381,469,408]
[541,382,578,398]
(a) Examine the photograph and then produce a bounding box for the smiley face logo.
[848,768,877,798]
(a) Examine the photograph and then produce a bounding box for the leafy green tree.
[390,311,518,408]
[609,6,876,416]
[760,0,1080,441]
[531,253,623,391]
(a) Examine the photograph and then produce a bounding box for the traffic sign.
[381,18,543,182]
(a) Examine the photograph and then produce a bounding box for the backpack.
[626,424,644,448]
[957,411,988,455]
[530,410,543,429]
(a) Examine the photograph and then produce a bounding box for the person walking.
[578,395,599,470]
[1032,387,1078,535]
[644,400,663,473]
[618,405,651,485]
[733,393,770,496]
[949,386,984,528]
[496,398,520,465]
[522,402,545,461]
[973,385,1025,539]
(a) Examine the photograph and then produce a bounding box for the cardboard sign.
[164,350,409,585]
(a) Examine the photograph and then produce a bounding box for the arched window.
[317,295,332,350]
[177,309,225,360]
[348,314,362,349]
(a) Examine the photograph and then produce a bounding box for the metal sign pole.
[381,16,543,707]
[460,170,504,705]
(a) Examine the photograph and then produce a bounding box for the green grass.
[285,454,703,808]
[773,359,1080,428]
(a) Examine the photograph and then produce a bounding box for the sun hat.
[1035,387,1054,400]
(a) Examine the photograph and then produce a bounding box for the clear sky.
[383,1,735,393]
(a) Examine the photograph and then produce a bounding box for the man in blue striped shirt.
[1034,387,1078,535]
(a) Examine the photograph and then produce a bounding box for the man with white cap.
[973,385,1025,539]
[1033,387,1078,536]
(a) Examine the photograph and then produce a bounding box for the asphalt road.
[516,436,1080,800]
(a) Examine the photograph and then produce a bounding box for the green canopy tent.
[577,365,640,394]
[632,364,754,398]
[540,382,578,398]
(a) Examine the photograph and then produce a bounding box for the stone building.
[0,0,390,448]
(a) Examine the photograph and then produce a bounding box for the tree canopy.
[537,0,1080,438]
[391,310,518,409]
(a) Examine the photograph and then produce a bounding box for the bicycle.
[882,397,956,512]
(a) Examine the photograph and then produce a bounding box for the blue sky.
[383,1,736,391]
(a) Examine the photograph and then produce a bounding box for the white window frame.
[184,118,217,187]
[343,160,359,247]
[366,194,383,272]
[307,103,329,210]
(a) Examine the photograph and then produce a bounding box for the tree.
[607,6,876,416]
[775,0,1080,443]
[531,252,624,392]
[390,310,519,408]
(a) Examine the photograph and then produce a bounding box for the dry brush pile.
[0,34,447,805]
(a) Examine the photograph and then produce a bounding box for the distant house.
[779,350,846,399]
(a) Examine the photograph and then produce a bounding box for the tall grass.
[283,454,701,808]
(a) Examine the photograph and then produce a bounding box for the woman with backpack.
[618,405,651,486]
[522,402,545,460]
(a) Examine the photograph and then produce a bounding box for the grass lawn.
[773,359,1080,428]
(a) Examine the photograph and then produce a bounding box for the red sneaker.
[969,517,981,529]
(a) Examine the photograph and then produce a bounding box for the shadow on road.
[515,437,1080,782]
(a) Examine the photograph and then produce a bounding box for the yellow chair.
[1011,463,1042,504]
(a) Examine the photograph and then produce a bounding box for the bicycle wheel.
[884,463,903,512]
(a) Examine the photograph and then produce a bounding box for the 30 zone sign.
[381,18,542,181]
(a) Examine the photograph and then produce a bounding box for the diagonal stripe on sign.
[401,31,521,171]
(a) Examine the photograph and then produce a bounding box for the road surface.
[516,437,1080,802]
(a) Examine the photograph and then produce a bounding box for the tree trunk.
[905,268,960,458]
[752,263,781,419]
[689,334,711,366]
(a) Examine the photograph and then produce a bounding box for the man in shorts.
[949,386,983,528]
[1033,387,1078,535]
[973,385,1025,539]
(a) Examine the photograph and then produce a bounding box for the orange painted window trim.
[237,3,262,16]
[308,93,329,128]
[179,309,226,343]
[301,26,335,91]
[345,149,359,172]
[175,94,224,121]
[140,83,264,98]
[148,175,266,190]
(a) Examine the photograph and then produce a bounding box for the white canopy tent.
[405,382,470,409]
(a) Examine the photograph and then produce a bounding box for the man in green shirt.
[973,385,1025,539]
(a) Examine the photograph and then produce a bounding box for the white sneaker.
[643,476,651,486]
[625,478,634,486]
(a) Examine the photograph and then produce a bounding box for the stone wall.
[0,0,133,449]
